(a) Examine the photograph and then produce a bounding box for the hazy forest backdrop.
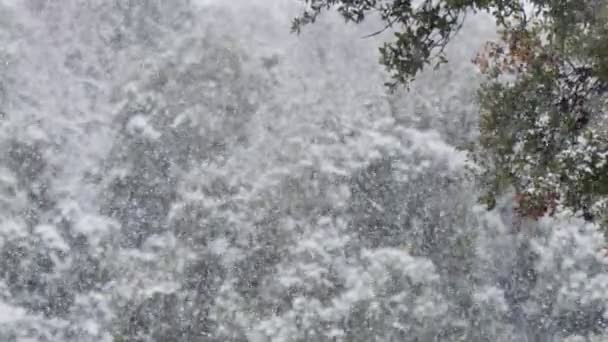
[1,1,608,341]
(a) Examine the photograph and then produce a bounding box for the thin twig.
[361,18,396,39]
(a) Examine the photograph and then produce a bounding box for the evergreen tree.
[295,0,608,228]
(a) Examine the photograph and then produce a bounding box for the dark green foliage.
[296,0,608,225]
[470,1,608,222]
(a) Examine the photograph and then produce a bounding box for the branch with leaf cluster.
[293,0,524,88]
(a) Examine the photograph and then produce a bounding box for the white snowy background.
[0,1,607,341]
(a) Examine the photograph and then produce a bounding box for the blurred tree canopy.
[294,0,608,227]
